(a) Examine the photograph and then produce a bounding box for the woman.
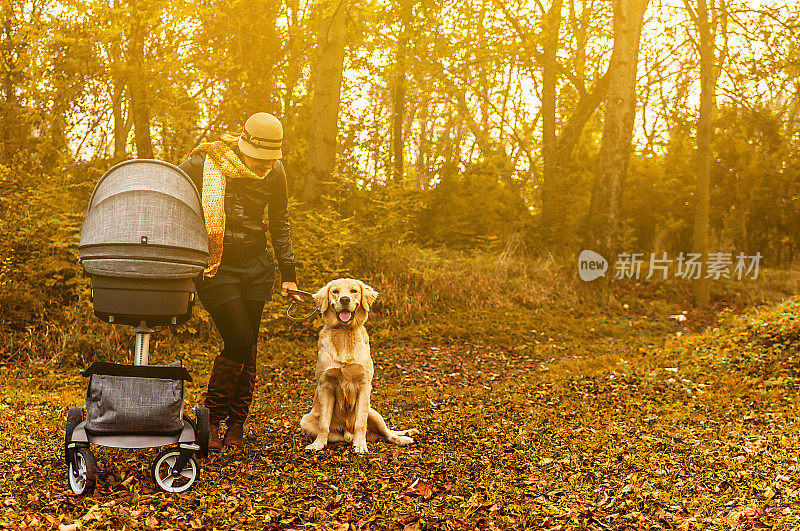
[179,112,301,451]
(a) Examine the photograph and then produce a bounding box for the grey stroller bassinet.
[65,159,210,496]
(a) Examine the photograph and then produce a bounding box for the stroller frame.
[65,321,209,496]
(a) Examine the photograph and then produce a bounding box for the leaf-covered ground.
[2,300,800,530]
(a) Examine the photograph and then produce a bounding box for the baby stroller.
[65,160,210,496]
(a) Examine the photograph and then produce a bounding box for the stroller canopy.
[79,160,208,279]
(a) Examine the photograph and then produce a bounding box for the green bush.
[414,163,530,250]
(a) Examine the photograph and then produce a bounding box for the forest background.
[3,0,799,356]
[2,0,800,356]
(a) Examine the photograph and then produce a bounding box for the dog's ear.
[359,281,379,312]
[313,282,331,313]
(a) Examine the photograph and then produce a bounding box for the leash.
[284,288,320,321]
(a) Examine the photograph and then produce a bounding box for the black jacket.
[179,152,297,283]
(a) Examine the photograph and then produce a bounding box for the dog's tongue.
[339,311,352,322]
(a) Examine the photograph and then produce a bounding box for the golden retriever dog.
[300,278,418,453]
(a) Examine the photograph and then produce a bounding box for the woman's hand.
[281,281,303,302]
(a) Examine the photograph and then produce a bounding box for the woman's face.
[242,154,277,177]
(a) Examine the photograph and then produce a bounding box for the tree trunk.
[540,0,563,242]
[112,78,128,160]
[416,100,429,187]
[391,0,413,183]
[0,4,24,164]
[282,0,303,124]
[583,0,649,266]
[554,72,610,167]
[691,0,714,308]
[303,0,348,203]
[127,14,152,159]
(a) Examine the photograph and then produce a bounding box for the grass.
[3,276,800,530]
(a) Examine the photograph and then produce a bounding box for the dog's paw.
[402,429,419,437]
[353,440,368,454]
[344,431,354,443]
[393,435,415,446]
[305,440,326,451]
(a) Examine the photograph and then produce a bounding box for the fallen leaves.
[2,299,800,529]
[407,478,433,499]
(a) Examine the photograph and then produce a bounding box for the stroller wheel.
[67,447,96,497]
[151,448,199,493]
[65,407,84,465]
[195,407,210,458]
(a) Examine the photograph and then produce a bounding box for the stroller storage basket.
[82,361,193,435]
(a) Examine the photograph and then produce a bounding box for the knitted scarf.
[192,140,265,277]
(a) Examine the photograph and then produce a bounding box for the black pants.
[196,252,275,360]
[204,298,266,362]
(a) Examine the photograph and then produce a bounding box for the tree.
[0,0,41,164]
[391,0,413,182]
[583,0,649,266]
[540,0,563,242]
[496,0,613,247]
[683,0,727,307]
[127,1,152,159]
[304,0,350,203]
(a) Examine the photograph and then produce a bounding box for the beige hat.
[238,112,283,159]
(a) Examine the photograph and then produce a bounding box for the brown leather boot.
[223,423,244,448]
[205,355,244,451]
[227,345,257,439]
[208,423,222,452]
